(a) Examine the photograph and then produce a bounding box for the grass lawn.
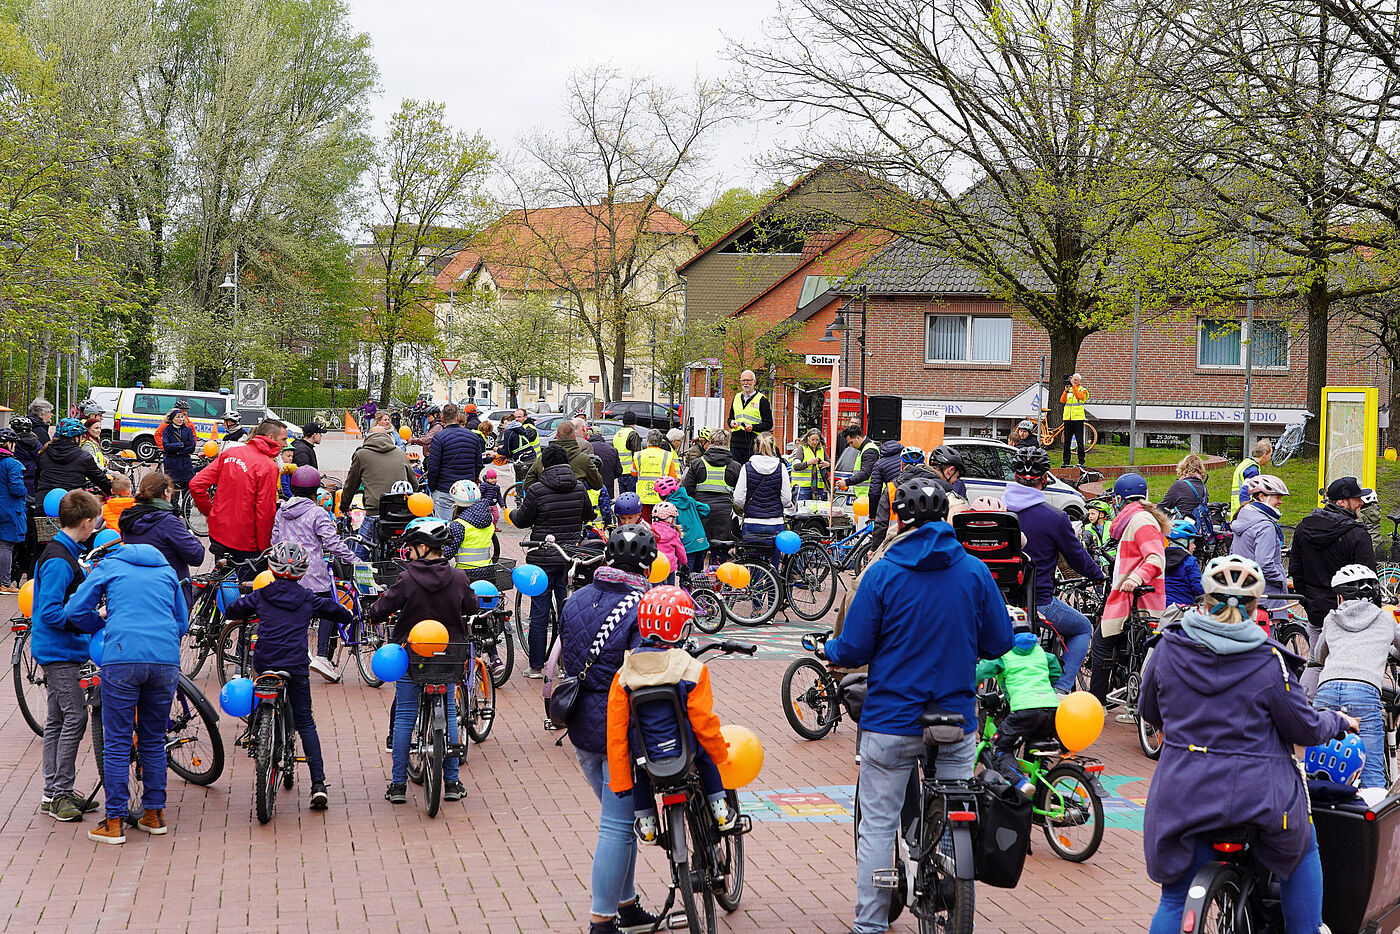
[1079,443,1188,468]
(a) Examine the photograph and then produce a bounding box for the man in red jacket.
[190,420,287,576]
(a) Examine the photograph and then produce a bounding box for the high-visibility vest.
[512,424,540,460]
[1061,386,1087,421]
[732,392,767,430]
[612,426,637,457]
[452,519,495,570]
[634,447,677,504]
[852,441,880,497]
[696,460,730,495]
[793,445,826,490]
[1232,456,1260,507]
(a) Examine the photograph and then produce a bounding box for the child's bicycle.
[678,565,730,635]
[244,671,303,824]
[712,535,838,626]
[404,640,472,818]
[974,687,1105,861]
[458,617,498,743]
[182,556,264,678]
[780,631,867,740]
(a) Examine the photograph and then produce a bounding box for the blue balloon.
[88,630,106,666]
[43,488,66,519]
[370,643,410,683]
[219,677,255,718]
[513,563,548,597]
[470,579,501,610]
[775,530,802,555]
[93,529,121,549]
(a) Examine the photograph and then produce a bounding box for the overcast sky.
[344,0,791,196]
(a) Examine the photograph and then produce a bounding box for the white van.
[112,388,233,459]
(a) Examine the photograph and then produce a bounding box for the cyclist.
[410,406,443,452]
[928,444,967,499]
[1231,438,1274,507]
[975,608,1064,793]
[1231,474,1291,621]
[1309,564,1397,789]
[79,414,107,470]
[681,425,711,470]
[102,473,134,531]
[366,518,477,805]
[36,417,111,500]
[222,542,352,811]
[221,412,246,445]
[587,425,623,500]
[1360,487,1384,555]
[28,398,54,445]
[657,475,709,570]
[732,433,791,558]
[1080,499,1115,569]
[1008,418,1037,448]
[612,411,642,494]
[337,423,414,549]
[1290,476,1377,637]
[292,422,325,470]
[648,500,685,585]
[426,403,487,518]
[834,426,881,502]
[1002,447,1104,692]
[525,420,601,494]
[1163,519,1205,608]
[825,475,1013,934]
[848,439,904,545]
[606,586,733,842]
[1140,555,1356,934]
[0,429,24,594]
[446,480,495,571]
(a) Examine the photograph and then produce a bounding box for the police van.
[110,388,233,459]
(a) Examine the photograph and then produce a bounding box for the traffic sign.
[440,358,459,376]
[588,375,600,383]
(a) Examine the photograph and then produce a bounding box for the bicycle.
[1096,585,1165,759]
[715,535,838,626]
[1036,411,1098,455]
[11,614,47,736]
[320,559,391,686]
[1376,514,1400,602]
[1271,410,1316,466]
[678,565,730,635]
[182,557,263,678]
[403,640,470,818]
[514,537,606,662]
[631,638,756,934]
[457,622,497,744]
[780,631,867,740]
[244,671,301,824]
[974,687,1105,862]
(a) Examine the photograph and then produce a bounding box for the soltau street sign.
[440,358,459,377]
[805,354,841,367]
[588,375,600,383]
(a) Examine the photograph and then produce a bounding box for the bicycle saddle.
[1387,512,1400,523]
[255,670,289,681]
[707,539,736,548]
[1025,739,1061,757]
[918,710,966,728]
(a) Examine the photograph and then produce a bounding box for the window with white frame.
[325,362,338,381]
[925,315,1012,363]
[621,367,634,395]
[1197,319,1289,369]
[528,375,536,391]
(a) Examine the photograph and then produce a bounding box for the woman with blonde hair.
[1159,453,1210,519]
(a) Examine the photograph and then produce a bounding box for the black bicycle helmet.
[891,475,950,526]
[928,445,965,473]
[0,429,19,445]
[267,541,310,579]
[172,399,190,411]
[401,517,451,551]
[1010,446,1051,480]
[607,523,658,571]
[9,416,32,434]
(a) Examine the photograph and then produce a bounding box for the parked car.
[533,413,571,445]
[586,419,624,441]
[944,438,1085,514]
[599,400,680,431]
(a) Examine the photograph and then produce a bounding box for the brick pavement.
[0,528,1163,933]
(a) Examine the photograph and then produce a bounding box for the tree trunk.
[1388,355,1400,451]
[1305,281,1329,447]
[610,326,627,402]
[1044,328,1088,432]
[379,341,395,406]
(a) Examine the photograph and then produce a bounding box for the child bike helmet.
[1201,555,1265,615]
[388,480,415,496]
[606,523,657,571]
[638,585,694,644]
[9,416,32,434]
[268,541,310,579]
[970,496,1004,511]
[55,417,85,438]
[614,492,643,516]
[892,476,950,526]
[654,476,679,499]
[450,479,481,506]
[401,517,450,551]
[1010,447,1051,480]
[1113,473,1149,501]
[1332,564,1380,603]
[1304,734,1366,787]
[290,465,321,490]
[1168,518,1198,544]
[651,501,679,523]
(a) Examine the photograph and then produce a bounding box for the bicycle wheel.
[215,620,252,685]
[692,587,727,635]
[407,705,427,786]
[1275,620,1311,660]
[353,619,387,687]
[917,800,974,934]
[490,620,515,687]
[253,707,278,824]
[1137,647,1164,760]
[513,591,529,656]
[1083,422,1098,453]
[180,608,213,680]
[1187,863,1249,934]
[166,675,225,785]
[425,713,445,819]
[1038,763,1104,862]
[1380,565,1400,604]
[714,790,745,912]
[786,542,837,621]
[668,804,717,934]
[12,630,46,736]
[467,657,496,743]
[849,534,876,577]
[781,657,840,740]
[721,563,781,626]
[491,534,501,563]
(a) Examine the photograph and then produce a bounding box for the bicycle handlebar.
[687,640,757,658]
[524,537,606,567]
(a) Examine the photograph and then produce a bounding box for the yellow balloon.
[251,570,275,591]
[1387,447,1398,462]
[853,497,869,517]
[649,552,671,583]
[717,724,764,788]
[407,492,434,517]
[399,426,411,441]
[501,508,514,528]
[1055,690,1105,753]
[17,580,33,617]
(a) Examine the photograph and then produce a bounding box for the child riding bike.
[976,607,1064,791]
[1163,518,1205,608]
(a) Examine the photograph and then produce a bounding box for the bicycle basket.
[973,779,1034,888]
[461,559,516,594]
[214,577,242,614]
[405,641,470,686]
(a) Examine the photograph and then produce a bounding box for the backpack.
[1185,477,1215,539]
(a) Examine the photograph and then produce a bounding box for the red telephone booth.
[822,387,865,437]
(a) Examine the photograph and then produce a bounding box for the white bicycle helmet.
[651,501,679,523]
[1244,474,1290,497]
[970,496,1004,511]
[388,480,415,496]
[1201,555,1265,615]
[1332,564,1380,602]
[1363,487,1379,507]
[450,479,481,506]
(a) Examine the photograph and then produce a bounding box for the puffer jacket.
[271,495,357,594]
[118,501,206,597]
[189,433,283,553]
[36,438,112,499]
[160,420,197,483]
[366,557,478,644]
[13,432,40,497]
[426,425,485,493]
[225,578,354,671]
[1289,504,1377,627]
[865,440,906,528]
[556,566,647,754]
[685,445,740,546]
[733,454,791,530]
[65,543,189,666]
[340,431,414,517]
[512,463,595,568]
[523,439,602,492]
[290,437,318,470]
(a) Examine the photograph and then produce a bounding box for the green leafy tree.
[689,183,789,247]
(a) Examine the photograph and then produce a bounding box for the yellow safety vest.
[1061,386,1087,421]
[612,426,636,457]
[452,519,495,570]
[1232,456,1259,507]
[852,440,880,497]
[732,392,767,430]
[634,447,677,505]
[696,460,730,495]
[794,445,826,490]
[588,488,604,530]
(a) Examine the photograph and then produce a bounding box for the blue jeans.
[1149,829,1323,934]
[528,567,569,670]
[391,679,459,784]
[1314,679,1385,788]
[348,515,378,560]
[574,747,639,917]
[100,662,179,821]
[1039,597,1093,692]
[283,667,325,784]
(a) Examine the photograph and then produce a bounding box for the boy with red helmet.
[605,586,733,843]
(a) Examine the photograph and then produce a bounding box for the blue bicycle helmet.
[470,579,500,610]
[614,491,642,516]
[55,417,85,438]
[1304,734,1365,786]
[900,446,926,466]
[1168,518,1198,543]
[1113,472,1148,501]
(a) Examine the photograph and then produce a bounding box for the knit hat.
[542,444,569,468]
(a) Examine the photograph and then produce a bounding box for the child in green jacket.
[976,608,1063,789]
[658,477,711,569]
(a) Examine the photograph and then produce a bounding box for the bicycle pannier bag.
[974,780,1034,888]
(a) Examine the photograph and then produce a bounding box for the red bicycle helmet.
[637,585,694,644]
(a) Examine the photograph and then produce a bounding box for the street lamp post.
[218,250,239,376]
[820,285,869,417]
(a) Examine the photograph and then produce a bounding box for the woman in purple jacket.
[1141,554,1358,934]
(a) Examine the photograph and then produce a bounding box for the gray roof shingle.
[839,237,1052,296]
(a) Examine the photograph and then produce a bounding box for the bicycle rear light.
[661,792,687,806]
[948,811,976,822]
[1212,842,1244,853]
[1182,909,1196,932]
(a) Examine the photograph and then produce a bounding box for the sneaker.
[633,815,658,844]
[385,783,407,804]
[1115,713,1138,724]
[384,735,393,754]
[525,668,544,680]
[587,921,618,934]
[443,781,466,802]
[616,899,662,934]
[136,808,167,834]
[711,797,736,831]
[51,794,84,822]
[309,782,329,810]
[88,817,126,845]
[0,585,19,595]
[309,656,341,683]
[490,656,505,678]
[39,796,53,817]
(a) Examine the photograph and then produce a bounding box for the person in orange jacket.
[606,586,732,844]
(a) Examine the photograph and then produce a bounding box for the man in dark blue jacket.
[1001,447,1103,692]
[425,403,485,519]
[863,439,908,546]
[826,475,1012,934]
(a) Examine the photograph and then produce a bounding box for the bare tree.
[501,67,731,402]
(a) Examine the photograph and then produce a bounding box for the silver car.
[944,439,1086,515]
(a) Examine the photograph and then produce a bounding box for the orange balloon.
[1055,691,1105,753]
[408,619,449,657]
[407,492,434,517]
[716,561,751,589]
[853,497,870,517]
[501,508,514,528]
[17,580,33,617]
[251,570,275,591]
[399,426,411,441]
[717,724,764,788]
[649,553,671,583]
[202,440,218,458]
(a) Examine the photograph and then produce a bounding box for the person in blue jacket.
[0,429,30,593]
[158,404,198,496]
[1164,518,1205,607]
[825,475,1013,934]
[66,539,189,845]
[118,472,206,607]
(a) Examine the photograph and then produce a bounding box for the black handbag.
[546,590,642,729]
